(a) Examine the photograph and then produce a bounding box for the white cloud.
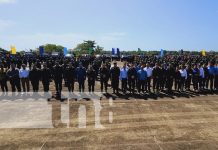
[0,0,17,5]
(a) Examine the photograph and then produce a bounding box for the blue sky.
[0,0,218,51]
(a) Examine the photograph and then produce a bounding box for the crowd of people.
[0,54,218,99]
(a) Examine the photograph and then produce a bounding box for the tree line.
[1,41,218,56]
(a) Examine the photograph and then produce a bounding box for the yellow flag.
[11,46,16,55]
[201,50,206,56]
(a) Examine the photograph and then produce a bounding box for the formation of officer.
[0,54,218,97]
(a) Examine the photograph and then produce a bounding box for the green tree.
[39,44,64,54]
[0,47,7,52]
[95,45,104,54]
[73,40,96,54]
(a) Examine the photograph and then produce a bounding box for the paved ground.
[0,94,218,150]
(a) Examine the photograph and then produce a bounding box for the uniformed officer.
[110,62,120,94]
[76,63,86,92]
[192,64,200,91]
[0,65,8,92]
[99,63,110,93]
[166,64,175,93]
[29,64,41,92]
[160,64,167,91]
[152,63,162,93]
[127,63,137,94]
[174,66,181,91]
[185,65,192,90]
[7,64,21,92]
[64,63,76,92]
[52,61,63,97]
[87,65,96,93]
[41,63,51,92]
[203,64,209,89]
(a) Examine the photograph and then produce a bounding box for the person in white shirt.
[144,63,153,92]
[19,64,30,92]
[120,63,128,94]
[199,64,205,90]
[179,65,187,92]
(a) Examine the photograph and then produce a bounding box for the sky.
[0,0,218,51]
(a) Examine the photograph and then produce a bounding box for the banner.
[64,47,68,56]
[39,46,44,56]
[11,46,16,55]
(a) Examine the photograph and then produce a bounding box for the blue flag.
[117,48,120,56]
[64,47,68,56]
[39,46,44,56]
[112,48,120,55]
[112,48,115,55]
[160,49,164,58]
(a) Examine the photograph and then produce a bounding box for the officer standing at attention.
[166,64,175,94]
[76,62,86,93]
[41,63,51,92]
[152,63,162,93]
[174,66,181,91]
[192,64,200,92]
[99,63,110,93]
[52,61,63,98]
[7,64,21,92]
[0,65,8,93]
[29,64,41,92]
[127,63,137,94]
[87,65,96,93]
[185,65,192,91]
[64,63,75,93]
[203,64,209,90]
[110,61,120,94]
